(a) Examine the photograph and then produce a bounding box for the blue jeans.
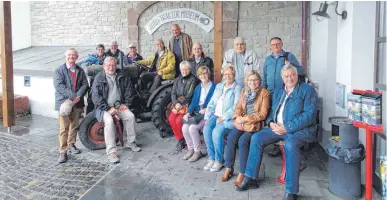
[244,127,305,194]
[224,128,253,174]
[203,115,231,163]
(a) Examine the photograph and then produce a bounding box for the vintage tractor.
[78,63,173,150]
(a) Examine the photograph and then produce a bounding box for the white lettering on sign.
[145,8,214,35]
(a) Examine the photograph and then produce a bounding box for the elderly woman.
[169,61,198,151]
[203,64,242,172]
[187,42,214,81]
[222,37,261,86]
[220,71,270,185]
[235,65,318,200]
[181,66,216,162]
[82,44,107,66]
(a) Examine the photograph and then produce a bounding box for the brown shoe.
[221,168,234,182]
[233,173,244,185]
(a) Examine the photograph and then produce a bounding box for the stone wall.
[30,1,134,52]
[137,2,214,58]
[30,1,303,64]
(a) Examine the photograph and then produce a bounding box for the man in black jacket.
[54,48,89,163]
[91,56,140,164]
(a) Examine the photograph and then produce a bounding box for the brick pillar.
[127,2,157,52]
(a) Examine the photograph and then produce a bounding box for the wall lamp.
[312,1,347,22]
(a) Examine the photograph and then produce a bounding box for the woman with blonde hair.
[181,66,216,162]
[202,64,242,172]
[221,71,270,185]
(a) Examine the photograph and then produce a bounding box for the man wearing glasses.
[262,37,304,157]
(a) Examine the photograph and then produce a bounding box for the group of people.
[54,23,318,200]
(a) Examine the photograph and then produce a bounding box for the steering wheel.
[134,62,150,73]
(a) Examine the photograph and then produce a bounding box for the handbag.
[182,113,204,125]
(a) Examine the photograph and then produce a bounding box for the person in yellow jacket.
[136,39,176,93]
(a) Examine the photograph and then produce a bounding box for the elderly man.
[169,24,193,76]
[106,40,125,70]
[187,42,214,81]
[126,43,143,64]
[54,48,89,163]
[222,37,260,86]
[262,37,305,157]
[235,65,318,200]
[91,57,141,164]
[137,39,176,94]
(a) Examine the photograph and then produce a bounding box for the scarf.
[244,88,259,115]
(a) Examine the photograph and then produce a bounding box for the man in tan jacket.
[169,24,193,76]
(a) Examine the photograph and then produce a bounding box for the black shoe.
[235,176,259,191]
[58,152,68,163]
[282,192,297,200]
[68,145,81,154]
[268,145,281,157]
[175,139,186,151]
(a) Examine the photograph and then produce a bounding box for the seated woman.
[221,71,270,185]
[169,61,198,151]
[203,64,242,172]
[235,65,318,200]
[181,66,216,162]
[82,44,107,67]
[187,42,214,81]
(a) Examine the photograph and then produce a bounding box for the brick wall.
[30,1,303,63]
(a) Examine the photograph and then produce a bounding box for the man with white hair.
[137,39,176,94]
[106,40,125,70]
[222,37,260,86]
[54,48,89,163]
[169,24,193,76]
[236,65,318,200]
[91,56,140,164]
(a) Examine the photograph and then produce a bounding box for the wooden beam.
[213,1,223,83]
[0,1,15,128]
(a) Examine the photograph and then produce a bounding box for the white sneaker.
[108,152,120,164]
[126,142,141,152]
[204,160,215,171]
[210,161,224,172]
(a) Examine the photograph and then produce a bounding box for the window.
[373,1,386,195]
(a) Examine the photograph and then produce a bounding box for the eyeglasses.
[270,43,281,46]
[199,72,209,76]
[248,79,259,82]
[223,73,234,76]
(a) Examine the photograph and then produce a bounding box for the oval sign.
[144,8,214,35]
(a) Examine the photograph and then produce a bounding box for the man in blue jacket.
[235,64,318,200]
[54,48,89,163]
[262,37,305,157]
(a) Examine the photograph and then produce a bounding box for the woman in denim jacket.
[202,64,242,172]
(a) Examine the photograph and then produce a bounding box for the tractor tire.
[151,86,173,137]
[78,112,118,150]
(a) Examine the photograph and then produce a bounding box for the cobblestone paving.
[0,134,114,200]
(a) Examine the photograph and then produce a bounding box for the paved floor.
[0,115,381,200]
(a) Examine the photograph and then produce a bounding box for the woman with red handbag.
[169,61,198,151]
